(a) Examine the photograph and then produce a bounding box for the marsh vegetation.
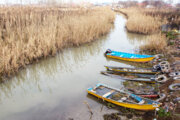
[117,7,180,54]
[0,6,115,77]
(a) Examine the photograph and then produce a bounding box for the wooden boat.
[101,71,156,83]
[105,66,160,75]
[105,49,155,62]
[87,83,160,110]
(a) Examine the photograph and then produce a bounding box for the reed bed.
[144,8,180,25]
[140,33,167,53]
[0,6,115,77]
[119,8,166,34]
[117,7,179,54]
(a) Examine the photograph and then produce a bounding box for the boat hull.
[87,90,160,111]
[105,66,158,74]
[106,54,155,63]
[101,71,156,83]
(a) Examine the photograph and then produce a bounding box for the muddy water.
[0,14,148,120]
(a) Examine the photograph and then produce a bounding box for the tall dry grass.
[144,8,180,25]
[140,33,167,53]
[116,7,176,54]
[118,7,166,34]
[0,6,115,77]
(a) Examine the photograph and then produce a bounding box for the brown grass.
[140,33,167,53]
[116,7,180,54]
[0,6,115,77]
[118,7,166,34]
[144,8,180,25]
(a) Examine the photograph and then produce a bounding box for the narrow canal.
[0,14,148,120]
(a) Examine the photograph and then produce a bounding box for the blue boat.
[105,49,155,62]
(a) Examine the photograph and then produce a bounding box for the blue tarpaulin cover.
[107,51,153,59]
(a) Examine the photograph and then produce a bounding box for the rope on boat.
[169,83,180,91]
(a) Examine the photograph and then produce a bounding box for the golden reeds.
[118,7,166,34]
[116,7,178,54]
[140,33,167,53]
[0,6,115,76]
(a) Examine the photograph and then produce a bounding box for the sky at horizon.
[0,0,179,5]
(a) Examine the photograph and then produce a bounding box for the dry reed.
[144,8,180,25]
[117,7,176,53]
[0,6,115,77]
[140,33,167,53]
[118,7,166,34]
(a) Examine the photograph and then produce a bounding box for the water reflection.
[127,32,148,43]
[0,34,108,100]
[116,13,148,49]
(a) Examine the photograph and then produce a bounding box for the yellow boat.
[105,49,155,62]
[87,83,160,111]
